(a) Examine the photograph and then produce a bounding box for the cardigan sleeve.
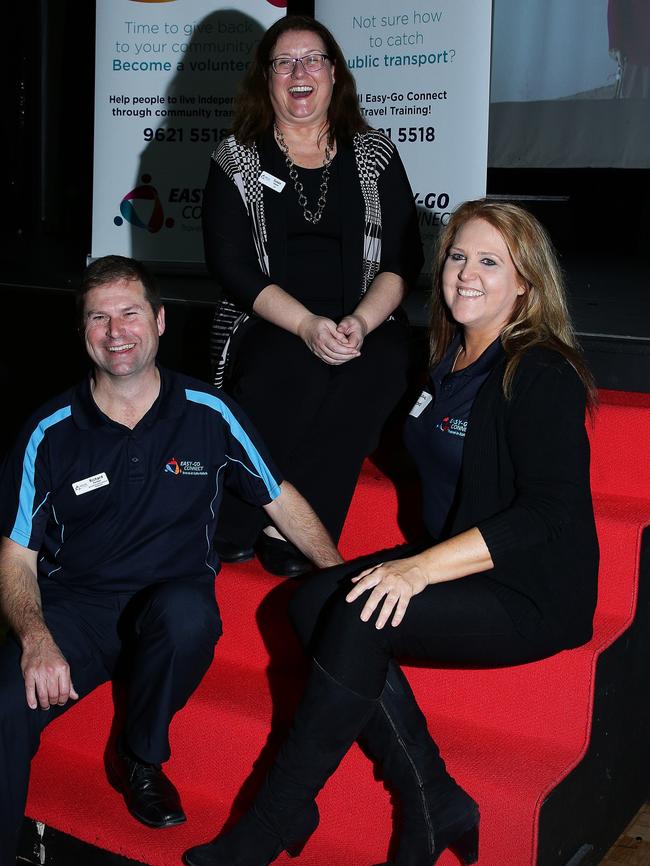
[202,154,271,311]
[475,354,593,564]
[377,146,423,287]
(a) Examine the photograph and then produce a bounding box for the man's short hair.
[77,255,162,328]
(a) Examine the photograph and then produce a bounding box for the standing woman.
[203,15,422,576]
[185,200,599,866]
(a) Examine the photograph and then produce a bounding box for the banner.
[314,0,492,274]
[91,0,286,264]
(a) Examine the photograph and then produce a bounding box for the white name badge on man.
[72,473,110,496]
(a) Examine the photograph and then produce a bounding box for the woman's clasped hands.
[346,555,430,628]
[297,312,368,365]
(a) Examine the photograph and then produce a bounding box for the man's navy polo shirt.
[1,367,282,594]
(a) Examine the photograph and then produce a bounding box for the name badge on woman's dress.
[259,171,286,193]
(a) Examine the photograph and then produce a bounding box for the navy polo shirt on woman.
[403,337,503,540]
[1,367,282,594]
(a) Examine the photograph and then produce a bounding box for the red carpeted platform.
[24,391,650,866]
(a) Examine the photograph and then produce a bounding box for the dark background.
[3,0,647,275]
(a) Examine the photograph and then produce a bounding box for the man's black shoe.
[255,533,312,577]
[214,538,255,563]
[110,747,186,828]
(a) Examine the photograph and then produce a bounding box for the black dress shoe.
[214,538,255,563]
[255,533,313,577]
[110,747,186,828]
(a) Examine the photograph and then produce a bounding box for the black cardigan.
[449,347,599,648]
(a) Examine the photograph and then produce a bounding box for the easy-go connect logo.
[437,416,467,437]
[164,457,208,477]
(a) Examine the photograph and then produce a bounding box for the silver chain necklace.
[274,125,333,225]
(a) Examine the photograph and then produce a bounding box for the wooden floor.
[601,804,650,865]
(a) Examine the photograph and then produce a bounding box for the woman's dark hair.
[430,199,597,406]
[77,255,162,328]
[231,15,369,147]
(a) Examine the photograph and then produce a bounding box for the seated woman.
[203,15,422,576]
[184,200,599,866]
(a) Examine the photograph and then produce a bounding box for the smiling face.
[442,217,526,344]
[268,29,335,130]
[82,278,165,381]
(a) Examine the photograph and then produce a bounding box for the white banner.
[91,0,286,264]
[314,0,492,274]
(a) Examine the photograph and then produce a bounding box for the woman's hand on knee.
[345,557,429,629]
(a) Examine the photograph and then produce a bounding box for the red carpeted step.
[339,460,408,557]
[27,517,645,866]
[24,394,650,866]
[592,495,649,618]
[589,392,650,498]
[28,566,628,866]
[28,686,587,866]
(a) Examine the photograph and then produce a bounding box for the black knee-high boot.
[183,659,378,866]
[359,663,479,866]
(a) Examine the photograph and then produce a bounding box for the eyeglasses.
[270,54,330,75]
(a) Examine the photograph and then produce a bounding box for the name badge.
[259,171,286,193]
[409,390,432,418]
[72,472,109,496]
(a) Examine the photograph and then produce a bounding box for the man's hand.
[21,634,78,710]
[0,536,79,710]
[264,482,343,569]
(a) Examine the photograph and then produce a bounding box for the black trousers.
[217,317,411,547]
[288,545,565,699]
[0,578,221,866]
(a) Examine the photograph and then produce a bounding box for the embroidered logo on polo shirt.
[437,416,467,437]
[164,457,208,477]
[165,458,181,475]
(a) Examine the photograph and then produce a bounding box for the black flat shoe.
[255,533,312,577]
[110,746,186,828]
[215,538,255,563]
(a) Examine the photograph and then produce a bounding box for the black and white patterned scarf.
[209,130,394,388]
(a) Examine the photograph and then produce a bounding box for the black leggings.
[289,545,564,699]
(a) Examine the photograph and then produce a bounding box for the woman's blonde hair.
[429,199,596,403]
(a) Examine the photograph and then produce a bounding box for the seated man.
[0,255,342,864]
